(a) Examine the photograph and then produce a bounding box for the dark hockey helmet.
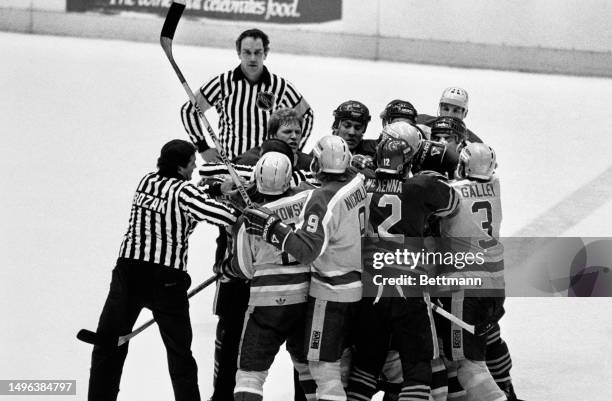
[380,99,418,126]
[332,100,371,130]
[430,116,467,143]
[375,122,420,176]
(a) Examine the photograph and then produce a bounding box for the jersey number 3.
[471,201,498,249]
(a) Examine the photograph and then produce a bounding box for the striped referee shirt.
[180,66,314,159]
[118,172,237,271]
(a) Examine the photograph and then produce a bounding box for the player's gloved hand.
[243,206,292,247]
[198,177,224,197]
[224,182,260,211]
[351,154,375,170]
[243,206,280,238]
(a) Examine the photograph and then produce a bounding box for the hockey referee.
[87,140,237,401]
[180,28,314,162]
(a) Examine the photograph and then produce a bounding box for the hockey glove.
[351,154,375,170]
[198,177,224,197]
[243,206,292,248]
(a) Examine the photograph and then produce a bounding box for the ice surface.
[1,31,611,400]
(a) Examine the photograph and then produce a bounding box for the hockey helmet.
[455,143,497,180]
[254,151,293,195]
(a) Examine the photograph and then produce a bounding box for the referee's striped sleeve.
[198,163,254,181]
[299,108,314,150]
[180,101,209,151]
[179,75,222,152]
[282,80,313,150]
[179,184,237,226]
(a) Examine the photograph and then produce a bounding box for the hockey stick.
[160,0,253,209]
[77,274,219,347]
[425,298,476,335]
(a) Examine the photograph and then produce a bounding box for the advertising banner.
[66,0,342,24]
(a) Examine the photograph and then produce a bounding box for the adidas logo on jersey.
[275,297,286,305]
[271,234,279,244]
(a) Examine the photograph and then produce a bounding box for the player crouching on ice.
[243,136,367,401]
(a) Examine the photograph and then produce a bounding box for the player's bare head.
[376,122,421,177]
[254,151,293,195]
[157,139,196,180]
[430,116,467,150]
[236,28,270,54]
[438,87,468,119]
[267,108,303,152]
[332,100,371,150]
[455,142,497,181]
[380,99,418,127]
[310,135,351,179]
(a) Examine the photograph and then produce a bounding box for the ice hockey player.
[436,142,508,401]
[377,100,459,179]
[346,121,459,401]
[199,108,318,401]
[198,108,314,188]
[427,123,521,401]
[416,87,482,143]
[242,135,366,401]
[227,151,314,401]
[331,100,378,171]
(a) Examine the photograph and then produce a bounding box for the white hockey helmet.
[254,151,293,195]
[311,135,351,174]
[439,87,469,110]
[456,142,497,180]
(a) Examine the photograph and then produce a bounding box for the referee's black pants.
[88,258,200,401]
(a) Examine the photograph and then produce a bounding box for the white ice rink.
[1,31,612,400]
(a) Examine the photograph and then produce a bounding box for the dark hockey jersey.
[416,113,482,144]
[411,140,459,178]
[365,172,459,240]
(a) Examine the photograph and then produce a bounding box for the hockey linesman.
[87,140,237,401]
[436,142,508,401]
[228,152,315,401]
[346,121,459,401]
[180,28,313,162]
[243,135,367,401]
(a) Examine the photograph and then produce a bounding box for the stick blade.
[76,329,118,347]
[161,1,186,41]
[76,329,99,344]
